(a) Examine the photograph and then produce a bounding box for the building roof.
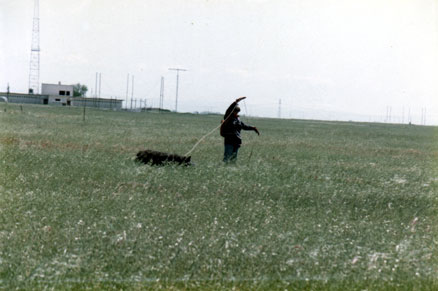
[0,92,123,102]
[73,97,124,102]
[0,92,49,98]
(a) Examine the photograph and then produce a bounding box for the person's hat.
[234,106,241,112]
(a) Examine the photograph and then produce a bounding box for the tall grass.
[1,104,437,289]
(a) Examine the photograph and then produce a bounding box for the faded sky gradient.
[1,0,437,124]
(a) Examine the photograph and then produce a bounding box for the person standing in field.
[220,97,260,163]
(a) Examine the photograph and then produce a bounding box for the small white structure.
[2,81,123,110]
[41,82,74,96]
[42,82,74,106]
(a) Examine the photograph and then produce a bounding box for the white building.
[41,82,74,96]
[41,82,74,106]
[1,82,123,110]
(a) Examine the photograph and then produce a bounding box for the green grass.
[1,104,438,290]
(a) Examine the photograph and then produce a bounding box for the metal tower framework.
[168,68,187,112]
[28,0,40,94]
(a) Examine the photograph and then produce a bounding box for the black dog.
[136,150,192,166]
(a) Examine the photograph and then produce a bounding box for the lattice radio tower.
[28,0,40,94]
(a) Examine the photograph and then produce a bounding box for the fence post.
[83,99,86,122]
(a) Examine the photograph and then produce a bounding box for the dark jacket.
[221,102,254,145]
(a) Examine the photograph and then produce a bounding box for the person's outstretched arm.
[223,97,246,119]
[241,121,260,136]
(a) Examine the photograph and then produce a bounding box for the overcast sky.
[1,0,437,124]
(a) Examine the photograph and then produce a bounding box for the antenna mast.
[159,76,164,110]
[28,0,40,94]
[168,68,187,112]
[278,98,282,119]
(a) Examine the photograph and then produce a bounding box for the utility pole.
[131,75,135,105]
[168,68,187,112]
[385,106,389,123]
[386,106,392,123]
[424,108,427,125]
[98,73,102,98]
[278,98,282,119]
[159,76,164,110]
[28,0,40,94]
[389,106,392,123]
[402,106,405,124]
[95,72,98,97]
[125,73,130,109]
[421,108,426,125]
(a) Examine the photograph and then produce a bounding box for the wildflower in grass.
[116,231,127,243]
[352,256,360,264]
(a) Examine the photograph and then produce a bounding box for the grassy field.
[1,103,438,290]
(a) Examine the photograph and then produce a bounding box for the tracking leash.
[184,123,222,157]
[184,102,239,157]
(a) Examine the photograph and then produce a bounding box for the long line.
[184,123,222,156]
[184,102,238,157]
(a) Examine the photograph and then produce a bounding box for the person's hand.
[254,127,260,136]
[236,96,246,103]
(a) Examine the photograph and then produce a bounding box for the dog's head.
[183,156,192,165]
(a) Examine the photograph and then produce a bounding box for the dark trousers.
[223,143,240,162]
